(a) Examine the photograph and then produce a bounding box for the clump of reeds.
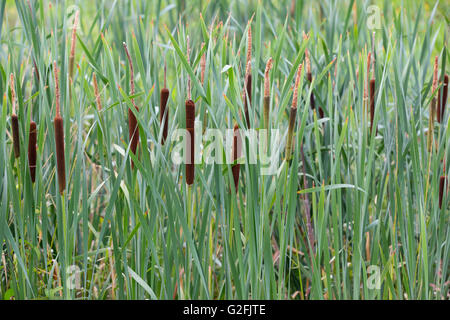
[303,32,323,118]
[68,10,79,83]
[123,42,139,168]
[185,36,195,186]
[231,124,241,192]
[10,74,20,159]
[437,74,448,123]
[263,57,273,130]
[427,56,438,152]
[286,63,302,161]
[160,61,169,145]
[53,61,66,194]
[243,25,252,128]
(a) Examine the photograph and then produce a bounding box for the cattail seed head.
[439,175,447,209]
[437,74,448,123]
[123,42,139,167]
[369,78,376,133]
[185,99,195,185]
[200,42,206,86]
[53,61,65,193]
[10,74,20,158]
[428,56,439,151]
[92,73,102,111]
[246,24,252,72]
[54,115,65,194]
[68,10,79,82]
[264,57,273,98]
[232,124,241,192]
[28,121,37,183]
[160,88,169,144]
[243,61,252,128]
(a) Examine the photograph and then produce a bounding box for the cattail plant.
[304,32,323,118]
[200,43,206,86]
[160,61,169,145]
[10,74,20,158]
[231,124,241,192]
[53,61,66,194]
[286,63,302,161]
[437,74,448,123]
[243,25,252,128]
[185,36,195,186]
[427,56,438,152]
[68,10,79,83]
[123,42,139,168]
[263,57,273,130]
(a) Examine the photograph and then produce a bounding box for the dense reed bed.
[0,0,448,300]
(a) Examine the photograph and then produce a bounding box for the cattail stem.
[28,121,37,183]
[123,42,139,168]
[232,124,241,192]
[185,100,195,185]
[53,62,66,194]
[437,74,448,123]
[10,74,20,158]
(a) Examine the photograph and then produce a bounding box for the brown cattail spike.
[10,74,20,158]
[232,124,241,192]
[28,121,37,183]
[243,61,252,128]
[123,42,139,168]
[69,10,79,82]
[53,61,65,194]
[439,175,447,209]
[369,78,375,133]
[185,100,195,185]
[437,74,448,123]
[160,88,169,145]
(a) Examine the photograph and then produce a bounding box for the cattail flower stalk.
[68,10,79,82]
[53,62,66,194]
[263,58,273,130]
[304,32,323,118]
[200,43,206,86]
[286,63,302,161]
[185,37,195,185]
[232,124,241,192]
[10,74,20,158]
[123,42,139,168]
[160,61,169,144]
[243,25,252,128]
[427,56,438,152]
[92,73,102,111]
[437,74,448,123]
[28,120,37,183]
